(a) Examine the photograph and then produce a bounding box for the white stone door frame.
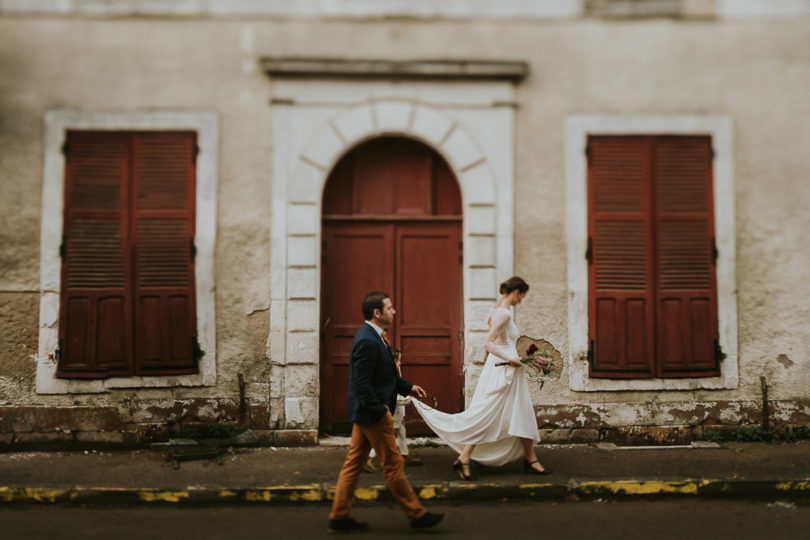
[269,81,516,429]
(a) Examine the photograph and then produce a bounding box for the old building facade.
[1,0,809,447]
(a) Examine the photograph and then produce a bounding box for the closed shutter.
[654,136,719,376]
[132,132,199,375]
[58,131,198,378]
[58,131,133,377]
[587,137,656,378]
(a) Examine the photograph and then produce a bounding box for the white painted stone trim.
[0,0,584,19]
[271,83,515,425]
[37,110,219,394]
[565,114,737,392]
[718,0,810,18]
[4,0,809,18]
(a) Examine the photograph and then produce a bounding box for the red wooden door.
[320,224,395,433]
[319,137,463,434]
[395,223,464,433]
[320,222,463,434]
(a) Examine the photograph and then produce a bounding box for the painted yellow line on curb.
[577,480,711,495]
[289,490,323,502]
[418,484,449,499]
[355,486,383,500]
[245,491,273,502]
[776,480,810,491]
[0,488,68,503]
[138,491,191,503]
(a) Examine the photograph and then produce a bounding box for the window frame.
[37,111,218,394]
[566,115,738,392]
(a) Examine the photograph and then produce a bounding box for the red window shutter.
[587,136,656,378]
[58,131,133,377]
[131,132,199,375]
[654,137,719,377]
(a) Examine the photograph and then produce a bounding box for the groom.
[328,291,444,533]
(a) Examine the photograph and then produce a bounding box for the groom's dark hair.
[362,291,389,320]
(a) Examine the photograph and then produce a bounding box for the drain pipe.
[238,373,247,428]
[760,375,770,431]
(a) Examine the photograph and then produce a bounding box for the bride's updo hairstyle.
[499,276,529,295]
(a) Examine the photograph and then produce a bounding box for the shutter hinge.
[714,339,726,363]
[193,144,200,161]
[190,237,197,262]
[458,331,464,342]
[193,336,205,362]
[459,241,463,264]
[710,145,715,160]
[587,339,594,367]
[711,238,718,264]
[585,144,592,162]
[61,141,68,156]
[585,237,593,264]
[59,235,66,261]
[54,338,63,364]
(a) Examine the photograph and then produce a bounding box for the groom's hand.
[410,385,427,399]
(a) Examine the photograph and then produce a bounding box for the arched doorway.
[319,136,464,434]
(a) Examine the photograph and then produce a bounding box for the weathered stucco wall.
[0,11,808,443]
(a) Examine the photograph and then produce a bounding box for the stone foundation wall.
[2,400,807,450]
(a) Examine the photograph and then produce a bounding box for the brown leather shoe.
[328,517,369,533]
[410,512,444,529]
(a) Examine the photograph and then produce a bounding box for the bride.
[412,276,552,480]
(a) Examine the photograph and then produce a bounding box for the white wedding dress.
[412,307,539,466]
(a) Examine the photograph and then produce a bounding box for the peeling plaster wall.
[0,13,808,437]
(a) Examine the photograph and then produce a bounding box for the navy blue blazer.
[346,323,413,424]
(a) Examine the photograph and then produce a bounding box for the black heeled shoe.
[523,459,552,475]
[452,458,476,481]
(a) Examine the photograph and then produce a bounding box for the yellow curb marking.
[417,484,449,499]
[354,486,382,500]
[289,490,323,502]
[138,491,190,503]
[518,483,555,489]
[218,490,238,498]
[776,480,810,491]
[69,487,133,500]
[0,488,68,503]
[245,491,273,502]
[578,480,709,495]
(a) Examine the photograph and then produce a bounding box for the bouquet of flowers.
[495,344,554,374]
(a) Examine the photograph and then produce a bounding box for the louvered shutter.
[587,137,656,378]
[131,133,198,375]
[58,132,133,377]
[654,137,719,377]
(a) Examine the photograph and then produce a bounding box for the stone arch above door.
[269,86,516,431]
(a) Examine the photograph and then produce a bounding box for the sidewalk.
[1,439,809,505]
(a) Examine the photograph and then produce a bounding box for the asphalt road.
[3,498,809,540]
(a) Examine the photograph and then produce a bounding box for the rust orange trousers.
[329,410,426,523]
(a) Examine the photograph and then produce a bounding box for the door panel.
[320,222,463,434]
[320,224,395,433]
[395,223,463,433]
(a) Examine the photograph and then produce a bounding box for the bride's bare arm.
[483,311,521,365]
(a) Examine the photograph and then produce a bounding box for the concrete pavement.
[1,439,809,505]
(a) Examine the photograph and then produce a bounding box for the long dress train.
[412,307,539,467]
